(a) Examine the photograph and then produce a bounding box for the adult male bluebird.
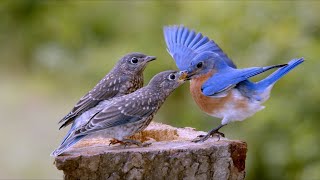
[51,70,187,156]
[58,52,156,129]
[163,25,304,142]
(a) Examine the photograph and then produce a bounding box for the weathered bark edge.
[54,122,247,180]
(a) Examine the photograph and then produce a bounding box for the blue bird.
[163,25,304,142]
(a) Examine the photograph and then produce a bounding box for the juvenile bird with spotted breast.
[51,70,187,156]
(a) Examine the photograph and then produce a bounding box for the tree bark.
[54,122,247,180]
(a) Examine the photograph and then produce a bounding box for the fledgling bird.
[163,25,304,142]
[51,70,187,156]
[58,52,156,129]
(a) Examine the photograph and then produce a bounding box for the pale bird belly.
[91,119,146,140]
[210,89,265,123]
[191,79,264,124]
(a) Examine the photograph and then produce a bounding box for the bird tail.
[255,58,304,89]
[50,134,85,157]
[50,135,85,157]
[60,123,77,146]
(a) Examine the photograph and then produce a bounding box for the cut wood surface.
[54,122,247,180]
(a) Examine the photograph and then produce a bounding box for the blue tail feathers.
[51,135,85,157]
[60,126,74,146]
[51,121,86,157]
[255,58,304,89]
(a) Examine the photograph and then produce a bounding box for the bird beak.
[178,70,188,81]
[145,56,157,62]
[185,67,198,80]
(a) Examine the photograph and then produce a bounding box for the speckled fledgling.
[58,52,156,129]
[51,70,187,156]
[164,25,304,142]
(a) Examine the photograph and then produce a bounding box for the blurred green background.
[1,1,319,179]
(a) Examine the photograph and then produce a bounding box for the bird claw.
[109,139,122,146]
[192,131,225,143]
[214,131,225,138]
[192,135,209,143]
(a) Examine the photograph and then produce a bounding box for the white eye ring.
[131,57,138,64]
[168,73,176,80]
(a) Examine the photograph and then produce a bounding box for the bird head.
[186,51,228,79]
[148,70,187,94]
[118,52,156,74]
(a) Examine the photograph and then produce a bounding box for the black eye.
[197,62,203,68]
[168,73,176,80]
[131,57,138,64]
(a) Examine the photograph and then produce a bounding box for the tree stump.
[54,122,247,180]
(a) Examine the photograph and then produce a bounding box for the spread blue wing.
[202,64,286,96]
[163,25,236,70]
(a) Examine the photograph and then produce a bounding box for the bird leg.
[109,138,151,147]
[192,124,225,143]
[109,138,123,146]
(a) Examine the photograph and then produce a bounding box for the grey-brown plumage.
[58,52,156,129]
[51,70,187,157]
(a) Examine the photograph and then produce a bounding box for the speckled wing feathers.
[59,75,129,129]
[73,89,158,136]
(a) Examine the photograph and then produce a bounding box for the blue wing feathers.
[243,65,283,79]
[192,36,209,49]
[184,30,195,46]
[181,27,188,44]
[197,41,215,52]
[164,25,236,70]
[202,64,287,96]
[177,26,183,43]
[188,33,203,48]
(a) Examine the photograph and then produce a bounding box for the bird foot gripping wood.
[54,122,247,180]
[192,131,225,143]
[192,124,226,143]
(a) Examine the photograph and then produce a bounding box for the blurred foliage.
[0,1,319,179]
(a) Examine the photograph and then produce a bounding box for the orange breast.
[189,71,248,115]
